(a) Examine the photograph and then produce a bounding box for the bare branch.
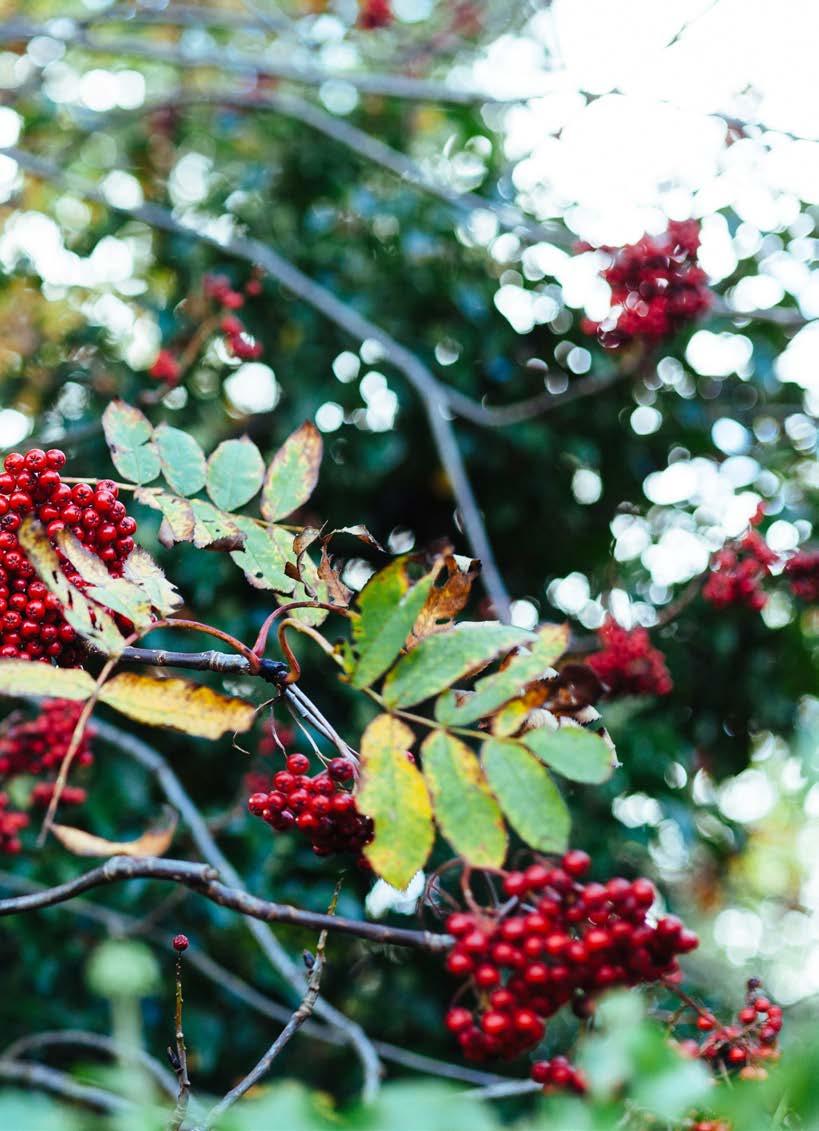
[1,143,511,617]
[1,1030,177,1099]
[463,1079,542,1099]
[444,369,630,426]
[80,3,291,33]
[0,868,515,1089]
[0,1058,133,1113]
[0,20,537,104]
[92,89,568,249]
[169,949,192,1131]
[203,945,327,1129]
[90,718,383,1098]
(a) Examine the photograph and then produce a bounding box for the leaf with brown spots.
[409,554,480,645]
[261,421,323,521]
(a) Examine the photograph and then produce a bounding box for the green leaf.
[350,558,439,688]
[523,725,615,784]
[207,436,265,511]
[102,400,160,485]
[422,731,507,868]
[189,499,244,550]
[261,421,322,521]
[154,423,207,496]
[382,624,533,709]
[435,623,568,725]
[481,738,570,853]
[135,489,195,543]
[358,714,433,888]
[230,517,296,593]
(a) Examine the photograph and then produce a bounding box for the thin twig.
[2,142,511,618]
[169,946,191,1131]
[203,941,328,1128]
[1,1030,177,1098]
[0,1058,134,1113]
[0,20,536,104]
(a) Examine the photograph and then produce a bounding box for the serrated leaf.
[350,558,440,688]
[18,519,124,655]
[261,421,322,521]
[382,623,534,709]
[358,714,433,888]
[410,554,480,644]
[98,673,256,738]
[55,530,152,629]
[482,738,570,853]
[135,489,196,543]
[190,499,245,550]
[522,724,615,784]
[122,546,183,616]
[154,424,207,496]
[422,731,507,868]
[0,661,96,700]
[230,517,295,592]
[207,436,265,511]
[435,623,568,726]
[102,400,160,485]
[52,809,177,858]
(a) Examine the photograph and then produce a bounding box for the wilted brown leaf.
[409,554,480,645]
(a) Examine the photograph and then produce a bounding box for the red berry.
[172,934,189,952]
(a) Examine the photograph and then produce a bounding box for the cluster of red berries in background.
[580,220,711,348]
[247,752,374,865]
[530,1055,587,1095]
[703,530,777,612]
[587,619,672,697]
[0,699,94,853]
[358,0,392,29]
[783,548,819,604]
[678,978,782,1078]
[0,793,28,853]
[443,851,698,1072]
[0,448,137,665]
[149,271,264,385]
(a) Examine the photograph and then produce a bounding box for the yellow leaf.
[98,672,256,739]
[122,546,184,616]
[52,809,178,858]
[358,713,434,888]
[0,660,96,700]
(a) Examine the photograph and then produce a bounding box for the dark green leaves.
[382,623,533,708]
[102,401,160,485]
[481,738,569,853]
[523,725,615,784]
[207,437,265,511]
[421,731,507,867]
[358,715,433,888]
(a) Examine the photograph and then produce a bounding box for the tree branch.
[0,20,537,104]
[1,1030,177,1099]
[1,142,512,618]
[0,1058,133,1113]
[202,945,327,1129]
[0,868,514,1090]
[90,719,383,1099]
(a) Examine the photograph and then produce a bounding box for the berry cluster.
[358,0,393,28]
[580,221,711,348]
[0,449,137,665]
[0,699,94,850]
[679,979,782,1077]
[784,548,819,604]
[703,530,777,612]
[149,272,264,385]
[443,852,698,1064]
[0,792,27,853]
[531,1055,587,1094]
[587,619,672,697]
[247,753,374,865]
